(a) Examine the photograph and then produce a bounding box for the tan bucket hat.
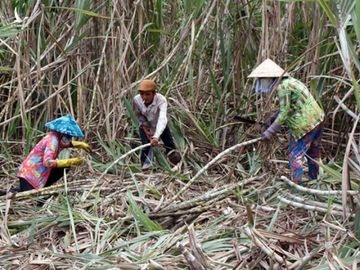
[138,79,156,91]
[248,58,289,78]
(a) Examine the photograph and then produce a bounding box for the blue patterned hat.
[45,115,85,138]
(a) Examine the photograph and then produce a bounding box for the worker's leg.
[160,126,180,165]
[139,126,152,166]
[45,168,68,187]
[0,187,20,196]
[306,126,323,180]
[19,177,35,191]
[160,125,176,154]
[288,136,308,184]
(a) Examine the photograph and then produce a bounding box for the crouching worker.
[248,59,324,184]
[17,114,91,192]
[133,79,181,171]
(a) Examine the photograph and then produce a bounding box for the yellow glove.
[56,157,84,167]
[72,141,91,152]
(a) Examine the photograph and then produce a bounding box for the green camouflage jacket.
[274,77,324,140]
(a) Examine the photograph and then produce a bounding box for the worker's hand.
[150,137,159,146]
[72,141,91,152]
[261,122,281,141]
[261,130,272,141]
[56,157,85,167]
[141,125,152,140]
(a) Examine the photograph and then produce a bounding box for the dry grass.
[1,133,359,269]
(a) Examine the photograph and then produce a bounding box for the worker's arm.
[43,136,84,168]
[262,83,289,140]
[152,101,168,145]
[43,136,60,167]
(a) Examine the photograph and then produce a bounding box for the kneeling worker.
[133,79,180,171]
[17,114,90,191]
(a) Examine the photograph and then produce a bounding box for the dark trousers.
[19,168,67,192]
[139,125,176,163]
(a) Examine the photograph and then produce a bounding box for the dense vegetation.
[0,0,359,269]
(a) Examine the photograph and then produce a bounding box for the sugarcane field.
[1,0,360,269]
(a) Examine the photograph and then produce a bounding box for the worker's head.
[138,79,156,105]
[45,114,84,138]
[248,59,289,93]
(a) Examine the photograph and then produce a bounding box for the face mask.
[61,134,72,145]
[255,78,277,93]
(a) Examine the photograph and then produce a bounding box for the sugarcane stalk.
[188,224,209,269]
[280,176,359,196]
[149,260,166,270]
[86,16,113,132]
[160,175,263,213]
[101,143,151,178]
[0,183,132,201]
[286,193,344,211]
[334,95,358,120]
[0,177,113,200]
[255,229,304,244]
[0,184,73,200]
[226,144,246,182]
[161,137,262,210]
[177,242,206,270]
[82,143,151,201]
[150,198,227,218]
[278,195,354,218]
[290,246,323,270]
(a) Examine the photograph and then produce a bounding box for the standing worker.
[248,59,324,184]
[16,114,91,191]
[133,79,180,171]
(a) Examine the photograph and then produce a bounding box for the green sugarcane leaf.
[126,192,163,232]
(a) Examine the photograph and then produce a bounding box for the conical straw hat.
[248,58,289,78]
[45,114,85,138]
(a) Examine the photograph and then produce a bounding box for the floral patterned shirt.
[274,77,324,140]
[17,131,70,189]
